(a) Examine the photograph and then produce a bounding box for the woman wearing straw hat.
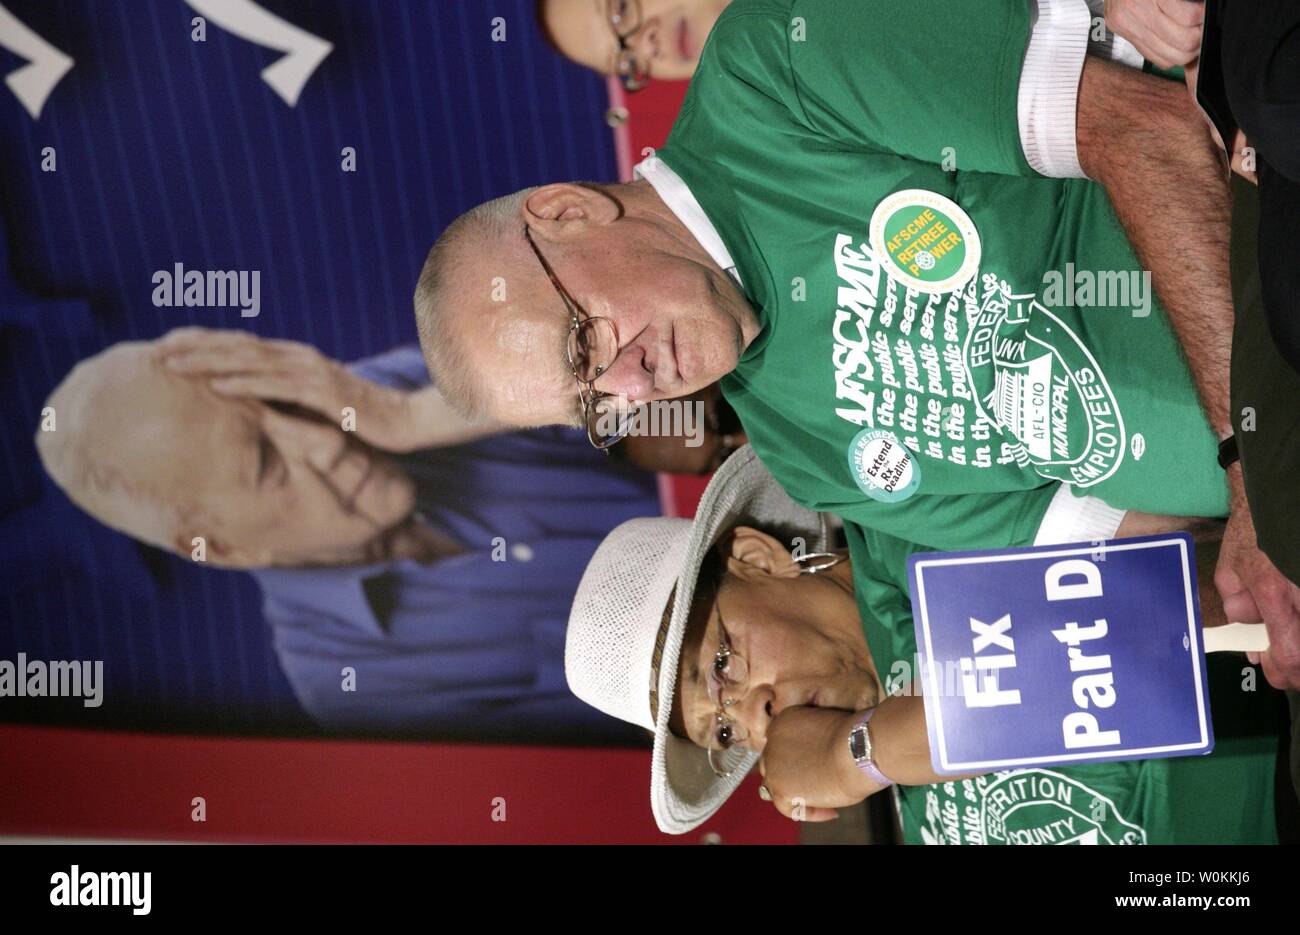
[565,446,1283,842]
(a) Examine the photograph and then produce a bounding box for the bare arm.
[1075,58,1300,689]
[1077,55,1233,438]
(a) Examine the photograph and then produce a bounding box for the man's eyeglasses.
[607,0,651,92]
[523,225,635,451]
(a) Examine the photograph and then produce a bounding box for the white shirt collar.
[634,154,743,288]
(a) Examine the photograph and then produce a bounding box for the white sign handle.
[1203,622,1270,654]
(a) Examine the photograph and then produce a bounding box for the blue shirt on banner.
[252,347,660,743]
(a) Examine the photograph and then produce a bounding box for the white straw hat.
[566,445,828,834]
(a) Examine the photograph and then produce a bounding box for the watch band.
[848,708,893,788]
[1217,434,1239,470]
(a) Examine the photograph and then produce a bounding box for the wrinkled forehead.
[482,299,584,426]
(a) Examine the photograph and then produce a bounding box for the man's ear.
[717,525,800,581]
[523,184,620,242]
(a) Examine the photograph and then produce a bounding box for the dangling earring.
[794,551,846,575]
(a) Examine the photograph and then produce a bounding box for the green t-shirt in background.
[658,0,1228,555]
[843,521,1280,845]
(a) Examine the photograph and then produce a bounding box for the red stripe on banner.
[0,725,796,844]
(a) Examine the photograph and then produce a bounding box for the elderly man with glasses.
[416,0,1300,693]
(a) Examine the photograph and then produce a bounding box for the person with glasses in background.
[536,0,731,88]
[566,445,1283,842]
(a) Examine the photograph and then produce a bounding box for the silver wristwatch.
[848,708,893,787]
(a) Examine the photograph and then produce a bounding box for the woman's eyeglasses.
[607,0,651,92]
[705,590,753,777]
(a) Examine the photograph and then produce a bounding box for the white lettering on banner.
[1047,559,1122,750]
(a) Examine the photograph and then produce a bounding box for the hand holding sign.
[1215,492,1300,690]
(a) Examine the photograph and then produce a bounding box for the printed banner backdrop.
[0,0,617,734]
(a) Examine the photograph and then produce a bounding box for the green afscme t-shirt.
[842,522,1280,845]
[658,0,1228,552]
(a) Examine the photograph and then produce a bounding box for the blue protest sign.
[907,533,1213,775]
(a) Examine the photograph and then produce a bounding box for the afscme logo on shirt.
[828,218,1127,490]
[49,865,151,916]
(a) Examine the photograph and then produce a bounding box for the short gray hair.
[414,188,535,420]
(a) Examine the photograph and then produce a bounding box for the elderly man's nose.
[601,346,651,398]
